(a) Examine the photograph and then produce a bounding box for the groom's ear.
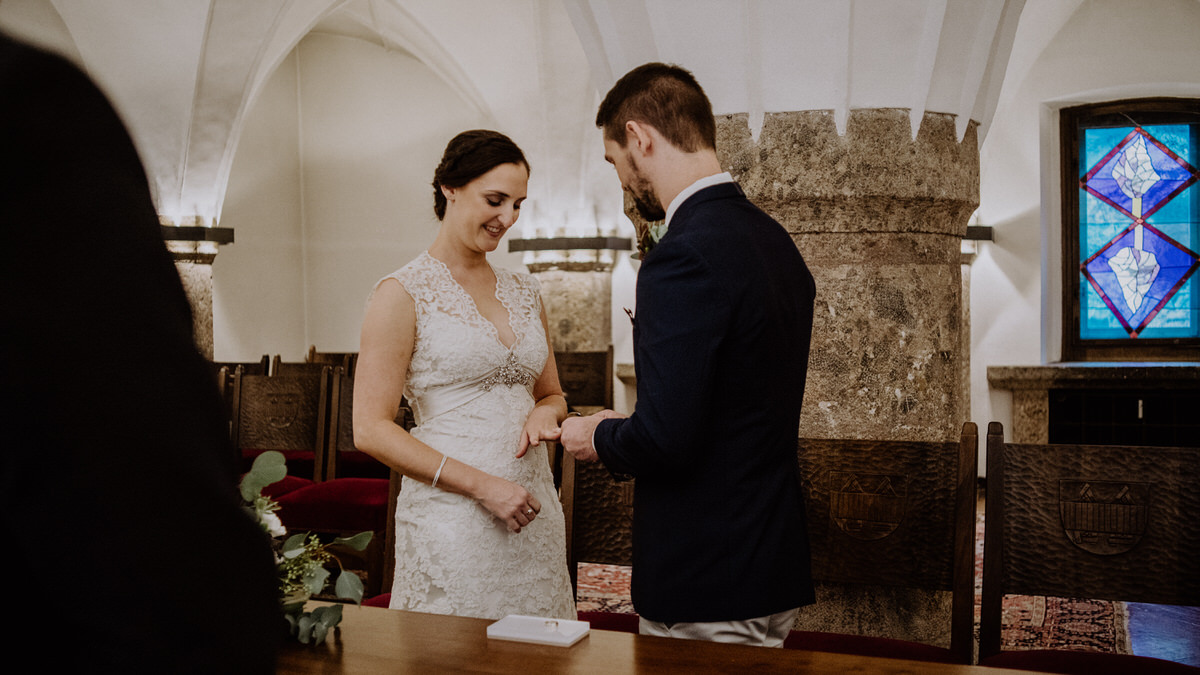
[626,120,655,157]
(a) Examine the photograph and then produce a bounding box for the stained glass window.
[1063,100,1200,360]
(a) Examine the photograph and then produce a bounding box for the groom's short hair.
[595,62,716,153]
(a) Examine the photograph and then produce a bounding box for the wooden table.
[277,604,1036,673]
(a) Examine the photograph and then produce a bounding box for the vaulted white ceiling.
[2,0,1030,227]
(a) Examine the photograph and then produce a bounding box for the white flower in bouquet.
[260,510,287,538]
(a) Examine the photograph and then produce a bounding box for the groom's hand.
[560,410,624,463]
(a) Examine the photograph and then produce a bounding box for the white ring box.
[486,614,591,647]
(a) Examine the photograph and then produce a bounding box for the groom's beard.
[628,156,666,222]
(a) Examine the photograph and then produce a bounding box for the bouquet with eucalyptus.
[241,451,373,645]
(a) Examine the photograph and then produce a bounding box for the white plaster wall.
[296,32,487,356]
[214,49,306,362]
[216,32,492,361]
[972,0,1200,463]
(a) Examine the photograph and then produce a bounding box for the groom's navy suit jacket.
[594,181,816,623]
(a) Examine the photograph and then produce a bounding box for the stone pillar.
[162,218,235,360]
[719,109,978,443]
[530,265,613,353]
[718,108,979,647]
[171,253,216,359]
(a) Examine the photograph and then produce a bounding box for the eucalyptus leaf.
[332,531,373,551]
[297,614,315,644]
[311,620,330,645]
[304,566,331,595]
[282,533,308,553]
[239,450,288,501]
[311,604,343,646]
[335,570,365,604]
[312,603,343,627]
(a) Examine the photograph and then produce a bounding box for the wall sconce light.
[507,235,632,273]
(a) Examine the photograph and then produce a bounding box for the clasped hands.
[517,408,625,464]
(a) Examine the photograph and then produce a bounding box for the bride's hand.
[478,476,542,533]
[516,405,562,458]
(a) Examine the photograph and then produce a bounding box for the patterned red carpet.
[575,513,1132,655]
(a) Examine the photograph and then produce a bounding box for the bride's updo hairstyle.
[432,129,530,221]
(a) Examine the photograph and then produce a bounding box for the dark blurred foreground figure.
[0,30,281,673]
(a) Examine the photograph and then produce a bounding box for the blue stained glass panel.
[1078,122,1199,341]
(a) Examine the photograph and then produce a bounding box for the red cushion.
[981,650,1200,674]
[261,474,314,499]
[784,631,960,664]
[577,610,640,633]
[363,593,391,608]
[275,478,389,532]
[336,451,390,479]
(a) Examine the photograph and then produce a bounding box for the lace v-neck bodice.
[385,251,548,427]
[375,251,573,621]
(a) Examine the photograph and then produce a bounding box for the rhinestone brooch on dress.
[479,352,535,391]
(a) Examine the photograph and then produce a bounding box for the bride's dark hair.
[432,130,529,220]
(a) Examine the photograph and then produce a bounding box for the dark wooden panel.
[999,441,1200,605]
[798,438,964,591]
[233,370,326,452]
[555,349,612,410]
[1050,388,1200,447]
[569,460,633,567]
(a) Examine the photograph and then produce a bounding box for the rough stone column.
[719,109,978,443]
[167,244,217,360]
[530,263,613,353]
[162,217,234,361]
[718,108,979,647]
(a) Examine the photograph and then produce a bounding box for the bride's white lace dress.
[381,252,575,620]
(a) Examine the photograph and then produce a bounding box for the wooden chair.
[558,450,636,631]
[307,345,357,374]
[209,354,270,381]
[785,422,979,665]
[555,347,614,413]
[979,422,1200,674]
[209,355,269,416]
[552,347,632,599]
[274,366,408,598]
[271,355,335,377]
[230,365,330,496]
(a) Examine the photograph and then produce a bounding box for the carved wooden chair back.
[230,365,331,481]
[979,422,1200,671]
[791,422,978,665]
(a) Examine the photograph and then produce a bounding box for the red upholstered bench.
[274,477,389,533]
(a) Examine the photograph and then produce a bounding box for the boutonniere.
[633,221,667,260]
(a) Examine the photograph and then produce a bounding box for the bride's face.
[441,162,528,254]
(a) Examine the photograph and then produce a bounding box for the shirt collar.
[664,172,734,228]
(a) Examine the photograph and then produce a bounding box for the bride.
[353,130,575,620]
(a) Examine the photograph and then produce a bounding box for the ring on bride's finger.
[526,508,535,515]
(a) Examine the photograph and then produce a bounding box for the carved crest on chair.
[263,392,301,429]
[829,471,907,540]
[1059,479,1149,555]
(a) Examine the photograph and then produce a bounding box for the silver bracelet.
[431,454,448,488]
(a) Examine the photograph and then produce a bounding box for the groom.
[560,62,816,646]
